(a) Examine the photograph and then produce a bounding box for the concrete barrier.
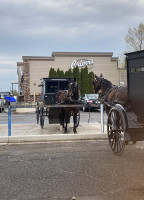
[0,123,108,144]
[0,134,107,144]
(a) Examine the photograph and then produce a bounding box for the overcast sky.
[0,0,144,92]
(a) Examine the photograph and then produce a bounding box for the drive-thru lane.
[0,110,107,124]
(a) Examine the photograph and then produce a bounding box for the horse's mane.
[101,78,113,90]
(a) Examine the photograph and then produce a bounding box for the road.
[0,110,108,124]
[1,141,144,200]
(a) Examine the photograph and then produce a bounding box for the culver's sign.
[71,58,94,69]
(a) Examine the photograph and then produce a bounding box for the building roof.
[22,51,118,61]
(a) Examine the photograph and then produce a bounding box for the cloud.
[0,56,17,91]
[0,0,144,40]
[0,68,15,74]
[0,56,17,65]
[0,0,144,91]
[0,56,18,86]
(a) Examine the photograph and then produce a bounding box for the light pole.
[10,81,18,96]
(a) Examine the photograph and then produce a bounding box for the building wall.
[17,52,126,102]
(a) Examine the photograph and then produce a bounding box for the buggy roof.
[125,50,144,59]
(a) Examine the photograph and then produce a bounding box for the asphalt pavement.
[1,141,144,200]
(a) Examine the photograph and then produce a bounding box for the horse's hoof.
[63,130,67,134]
[125,140,129,145]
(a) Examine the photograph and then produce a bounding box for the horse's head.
[93,75,102,94]
[68,77,80,101]
[93,74,113,97]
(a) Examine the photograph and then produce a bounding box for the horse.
[68,77,81,102]
[56,90,72,104]
[93,74,128,114]
[57,77,80,133]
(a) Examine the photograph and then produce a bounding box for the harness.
[57,90,69,104]
[100,78,118,103]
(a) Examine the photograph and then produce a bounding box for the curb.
[0,134,108,144]
[4,107,36,113]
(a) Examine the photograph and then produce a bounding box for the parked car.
[81,94,100,111]
[0,98,4,113]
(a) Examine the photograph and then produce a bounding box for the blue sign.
[5,96,16,102]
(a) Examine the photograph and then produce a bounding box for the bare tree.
[125,23,144,52]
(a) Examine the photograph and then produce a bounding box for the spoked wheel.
[75,110,80,128]
[36,107,40,124]
[40,107,44,129]
[107,107,126,155]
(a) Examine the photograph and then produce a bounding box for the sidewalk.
[0,122,107,143]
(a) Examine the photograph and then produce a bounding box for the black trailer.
[36,78,81,129]
[107,50,144,154]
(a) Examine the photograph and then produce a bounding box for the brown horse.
[57,90,72,104]
[57,77,80,133]
[93,74,128,114]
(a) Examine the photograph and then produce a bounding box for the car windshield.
[86,94,98,99]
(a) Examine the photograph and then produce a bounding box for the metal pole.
[88,106,90,123]
[34,92,35,104]
[100,104,104,133]
[12,83,13,95]
[8,105,11,136]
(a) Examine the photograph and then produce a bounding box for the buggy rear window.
[130,67,144,72]
[45,80,70,93]
[59,81,69,90]
[46,81,58,93]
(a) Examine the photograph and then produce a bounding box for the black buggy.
[36,78,81,131]
[106,50,144,154]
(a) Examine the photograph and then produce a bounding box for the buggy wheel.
[40,107,44,129]
[75,110,80,128]
[107,107,126,155]
[36,107,40,124]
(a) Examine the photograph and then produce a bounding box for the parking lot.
[1,140,144,200]
[0,110,107,124]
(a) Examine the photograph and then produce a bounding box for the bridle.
[93,78,101,93]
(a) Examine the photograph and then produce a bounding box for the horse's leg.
[62,109,65,129]
[64,109,69,133]
[59,109,61,126]
[73,109,77,133]
[59,108,65,132]
[58,108,62,130]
